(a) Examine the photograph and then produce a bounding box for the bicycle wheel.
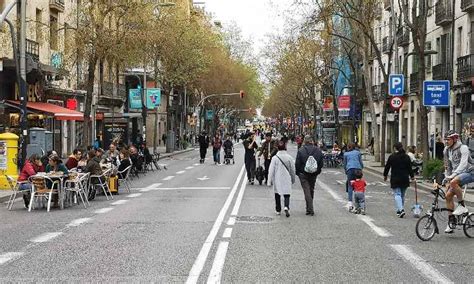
[463,213,474,238]
[416,214,437,241]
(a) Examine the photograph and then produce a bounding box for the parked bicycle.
[415,178,473,241]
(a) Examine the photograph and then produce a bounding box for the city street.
[0,144,472,283]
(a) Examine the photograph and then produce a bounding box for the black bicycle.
[415,181,473,241]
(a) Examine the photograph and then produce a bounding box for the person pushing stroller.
[223,135,234,165]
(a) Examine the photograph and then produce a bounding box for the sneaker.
[275,211,281,216]
[398,209,405,218]
[360,208,366,215]
[444,224,454,234]
[284,207,290,217]
[453,204,468,216]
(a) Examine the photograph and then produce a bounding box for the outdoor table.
[34,172,67,209]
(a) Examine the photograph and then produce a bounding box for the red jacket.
[19,160,39,181]
[65,156,78,169]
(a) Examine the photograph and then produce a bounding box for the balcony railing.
[382,36,390,54]
[49,0,65,12]
[457,54,474,83]
[435,1,453,26]
[397,29,409,46]
[409,72,419,93]
[432,63,452,80]
[26,39,39,61]
[461,0,474,12]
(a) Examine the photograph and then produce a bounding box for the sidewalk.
[0,147,196,204]
[362,153,474,204]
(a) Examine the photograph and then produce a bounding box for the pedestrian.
[65,148,82,170]
[383,142,414,218]
[295,135,324,216]
[343,142,364,212]
[367,137,374,155]
[267,140,296,217]
[350,170,367,215]
[258,132,277,184]
[211,133,222,165]
[295,135,303,149]
[94,135,102,150]
[162,133,167,146]
[243,132,258,184]
[198,131,209,164]
[435,136,444,160]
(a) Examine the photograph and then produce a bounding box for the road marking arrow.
[197,176,210,181]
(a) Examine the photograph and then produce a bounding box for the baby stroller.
[255,158,265,185]
[224,145,235,165]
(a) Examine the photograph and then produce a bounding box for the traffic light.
[240,90,245,99]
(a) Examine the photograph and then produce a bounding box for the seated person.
[65,148,82,170]
[40,150,57,172]
[45,154,69,175]
[105,144,120,166]
[18,154,42,208]
[117,149,132,179]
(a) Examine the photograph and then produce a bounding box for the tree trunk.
[83,53,98,147]
[362,47,380,162]
[380,98,387,166]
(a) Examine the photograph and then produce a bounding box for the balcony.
[49,0,65,13]
[457,54,474,83]
[397,29,409,47]
[26,39,39,61]
[435,1,453,27]
[432,63,452,80]
[384,0,391,10]
[461,0,474,12]
[382,36,390,54]
[409,72,419,93]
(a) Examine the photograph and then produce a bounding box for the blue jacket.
[343,149,363,172]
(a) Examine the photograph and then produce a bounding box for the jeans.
[275,193,290,212]
[245,158,256,181]
[392,187,407,212]
[346,168,359,202]
[264,159,271,181]
[354,191,365,209]
[213,149,220,163]
[299,174,317,213]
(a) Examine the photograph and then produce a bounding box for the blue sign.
[423,80,450,107]
[389,74,404,96]
[146,88,161,109]
[129,89,142,109]
[206,110,214,120]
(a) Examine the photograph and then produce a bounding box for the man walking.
[198,131,209,164]
[295,135,324,216]
[259,132,277,184]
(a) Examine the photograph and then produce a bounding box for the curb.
[363,166,474,207]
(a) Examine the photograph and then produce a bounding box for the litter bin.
[0,132,19,189]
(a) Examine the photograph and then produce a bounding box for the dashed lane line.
[67,218,92,227]
[127,193,142,198]
[357,215,392,237]
[222,228,232,238]
[0,252,24,265]
[176,170,186,174]
[163,176,175,181]
[30,232,63,243]
[186,166,194,170]
[111,200,129,205]
[207,241,230,284]
[227,217,236,226]
[94,207,114,214]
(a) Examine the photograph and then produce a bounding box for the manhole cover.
[236,216,273,223]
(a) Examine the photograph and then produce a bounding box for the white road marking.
[67,218,92,227]
[357,215,392,237]
[140,183,163,191]
[30,232,62,243]
[336,180,345,185]
[176,170,186,174]
[111,200,129,205]
[222,228,232,238]
[163,176,175,181]
[207,241,229,284]
[186,166,194,170]
[318,180,345,203]
[231,173,248,216]
[227,217,236,226]
[197,176,210,181]
[127,193,142,198]
[186,166,245,284]
[0,252,24,265]
[94,207,114,214]
[148,187,230,190]
[390,245,453,284]
[194,163,200,166]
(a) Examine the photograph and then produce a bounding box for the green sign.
[146,88,161,109]
[129,88,142,109]
[51,52,62,69]
[206,110,214,120]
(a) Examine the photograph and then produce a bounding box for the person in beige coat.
[267,140,296,217]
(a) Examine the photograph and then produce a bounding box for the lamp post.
[119,72,144,146]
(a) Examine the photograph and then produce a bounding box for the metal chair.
[89,168,113,200]
[5,175,30,210]
[64,172,90,208]
[117,165,132,193]
[28,175,60,212]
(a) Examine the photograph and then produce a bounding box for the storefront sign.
[129,89,142,109]
[146,88,161,109]
[66,99,78,110]
[338,95,351,117]
[0,141,7,170]
[104,122,128,150]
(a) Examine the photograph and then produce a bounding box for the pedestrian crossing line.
[30,232,62,243]
[111,200,129,205]
[0,252,24,265]
[185,166,194,170]
[163,176,175,181]
[227,217,236,226]
[207,241,229,284]
[127,193,142,198]
[94,207,114,214]
[67,218,92,227]
[176,171,186,174]
[357,215,392,237]
[222,228,232,238]
[390,244,453,284]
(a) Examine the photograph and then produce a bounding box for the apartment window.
[50,15,58,50]
[426,41,432,73]
[36,9,42,44]
[436,37,441,65]
[457,27,463,58]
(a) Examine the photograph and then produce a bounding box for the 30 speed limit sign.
[390,96,403,110]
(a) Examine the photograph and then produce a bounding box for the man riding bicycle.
[443,130,474,233]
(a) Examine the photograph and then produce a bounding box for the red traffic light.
[240,90,245,99]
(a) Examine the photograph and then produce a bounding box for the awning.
[6,100,84,121]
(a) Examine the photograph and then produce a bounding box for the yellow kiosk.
[0,132,19,189]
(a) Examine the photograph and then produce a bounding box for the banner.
[146,88,161,109]
[129,89,142,109]
[338,95,351,117]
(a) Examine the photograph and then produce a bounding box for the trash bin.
[29,127,46,153]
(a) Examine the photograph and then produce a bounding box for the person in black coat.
[435,136,445,160]
[198,132,210,164]
[117,149,131,179]
[383,142,414,218]
[243,132,259,184]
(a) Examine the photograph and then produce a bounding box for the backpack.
[304,147,318,173]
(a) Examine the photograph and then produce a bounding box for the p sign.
[389,74,404,96]
[390,96,403,110]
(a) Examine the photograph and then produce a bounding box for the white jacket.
[267,151,296,195]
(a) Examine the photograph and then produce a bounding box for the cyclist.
[443,130,474,233]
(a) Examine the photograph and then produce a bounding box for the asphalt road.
[0,143,472,283]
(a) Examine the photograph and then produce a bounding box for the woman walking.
[383,142,414,218]
[343,143,363,212]
[267,140,296,217]
[211,133,222,165]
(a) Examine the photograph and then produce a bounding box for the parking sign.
[423,80,450,107]
[389,74,404,96]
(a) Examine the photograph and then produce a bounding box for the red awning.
[6,100,84,121]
